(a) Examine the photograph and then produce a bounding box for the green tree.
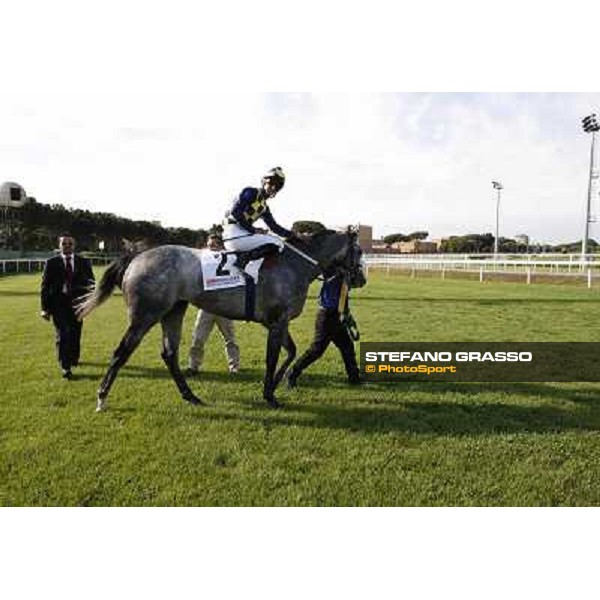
[11,200,211,253]
[406,231,429,241]
[292,220,327,235]
[383,233,406,245]
[440,233,496,253]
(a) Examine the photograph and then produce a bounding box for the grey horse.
[77,230,366,412]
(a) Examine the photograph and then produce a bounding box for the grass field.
[2,269,600,506]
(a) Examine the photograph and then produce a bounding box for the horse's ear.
[346,224,359,240]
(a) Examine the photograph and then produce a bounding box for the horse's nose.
[353,272,367,288]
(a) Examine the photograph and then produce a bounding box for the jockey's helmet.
[262,166,286,192]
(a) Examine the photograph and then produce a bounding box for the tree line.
[383,231,429,244]
[3,198,214,253]
[383,231,598,254]
[5,200,594,255]
[439,234,598,254]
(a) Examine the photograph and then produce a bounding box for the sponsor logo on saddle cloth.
[199,249,263,291]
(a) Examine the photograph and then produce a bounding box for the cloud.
[1,92,599,243]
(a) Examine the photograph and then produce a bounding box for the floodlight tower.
[581,113,600,262]
[492,180,503,259]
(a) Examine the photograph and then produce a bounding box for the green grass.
[2,270,600,506]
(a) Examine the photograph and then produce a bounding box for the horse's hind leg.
[97,318,155,412]
[160,300,204,406]
[272,329,296,390]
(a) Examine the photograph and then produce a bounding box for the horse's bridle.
[282,233,362,284]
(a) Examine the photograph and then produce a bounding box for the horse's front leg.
[263,319,288,408]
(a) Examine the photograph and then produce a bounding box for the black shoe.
[62,369,73,380]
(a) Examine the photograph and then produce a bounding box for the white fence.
[364,254,600,288]
[0,256,115,275]
[3,254,600,288]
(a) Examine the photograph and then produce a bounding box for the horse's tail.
[76,253,137,320]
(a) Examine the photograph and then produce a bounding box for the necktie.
[65,256,73,294]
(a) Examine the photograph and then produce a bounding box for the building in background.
[393,239,439,254]
[357,224,373,252]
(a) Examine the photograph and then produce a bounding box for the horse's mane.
[289,228,336,243]
[308,229,336,239]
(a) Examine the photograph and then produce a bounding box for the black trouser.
[51,294,83,370]
[291,308,360,383]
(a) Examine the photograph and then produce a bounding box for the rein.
[281,238,337,282]
[282,239,320,266]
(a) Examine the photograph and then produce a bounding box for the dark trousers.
[51,295,83,370]
[291,308,360,383]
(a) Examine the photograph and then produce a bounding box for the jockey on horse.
[223,167,293,271]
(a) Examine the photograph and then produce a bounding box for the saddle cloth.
[199,249,263,291]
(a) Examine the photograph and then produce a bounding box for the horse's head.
[295,226,367,289]
[337,226,367,289]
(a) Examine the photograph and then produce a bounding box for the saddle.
[233,243,281,271]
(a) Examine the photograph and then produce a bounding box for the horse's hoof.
[96,397,107,412]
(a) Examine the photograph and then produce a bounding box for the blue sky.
[2,92,599,244]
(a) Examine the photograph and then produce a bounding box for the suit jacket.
[41,254,95,313]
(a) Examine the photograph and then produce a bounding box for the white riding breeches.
[223,223,284,253]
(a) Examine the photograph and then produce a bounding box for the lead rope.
[338,279,360,341]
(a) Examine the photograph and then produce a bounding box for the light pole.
[581,114,600,263]
[492,180,503,258]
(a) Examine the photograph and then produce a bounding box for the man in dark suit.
[40,234,95,379]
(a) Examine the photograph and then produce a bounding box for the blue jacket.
[228,187,291,238]
[319,275,348,312]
